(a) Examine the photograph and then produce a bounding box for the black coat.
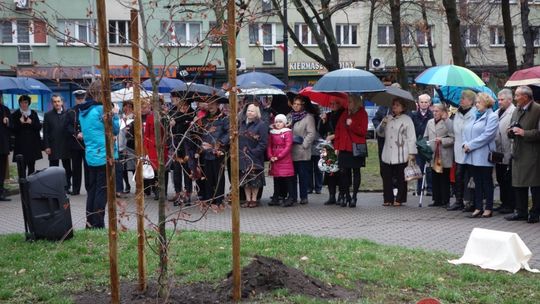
[0,104,11,155]
[170,105,195,157]
[11,109,42,162]
[65,105,85,150]
[43,109,71,160]
[239,118,268,171]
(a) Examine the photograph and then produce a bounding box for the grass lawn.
[360,140,381,191]
[0,230,538,303]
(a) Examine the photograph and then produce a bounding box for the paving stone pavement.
[1,156,539,268]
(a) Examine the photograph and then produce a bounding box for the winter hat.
[274,114,287,124]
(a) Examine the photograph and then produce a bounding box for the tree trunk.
[442,0,465,66]
[389,0,409,90]
[420,0,436,66]
[501,0,517,75]
[520,0,534,68]
[365,0,376,70]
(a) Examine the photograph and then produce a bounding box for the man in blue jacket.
[78,80,120,229]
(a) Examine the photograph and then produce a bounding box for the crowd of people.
[0,80,539,228]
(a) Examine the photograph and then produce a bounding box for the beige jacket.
[423,118,454,168]
[377,114,417,165]
[288,113,316,161]
[495,104,515,165]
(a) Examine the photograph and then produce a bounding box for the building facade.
[0,0,539,110]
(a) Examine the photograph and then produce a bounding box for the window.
[160,21,202,46]
[0,20,13,43]
[532,26,540,47]
[461,25,479,47]
[108,20,130,45]
[0,19,47,44]
[261,0,272,13]
[378,25,393,46]
[490,26,505,46]
[294,23,319,46]
[263,48,274,64]
[415,25,434,47]
[335,24,357,46]
[17,45,32,64]
[377,24,412,47]
[208,21,223,45]
[57,20,95,44]
[248,23,276,46]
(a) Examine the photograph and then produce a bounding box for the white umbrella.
[235,84,285,96]
[111,87,154,102]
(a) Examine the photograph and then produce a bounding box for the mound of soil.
[75,255,360,303]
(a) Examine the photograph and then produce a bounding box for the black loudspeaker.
[16,155,74,241]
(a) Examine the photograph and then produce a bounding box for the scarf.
[20,108,31,117]
[291,110,307,124]
[498,108,506,118]
[458,106,472,115]
[475,110,485,120]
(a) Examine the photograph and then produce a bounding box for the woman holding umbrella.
[333,95,368,207]
[377,98,417,206]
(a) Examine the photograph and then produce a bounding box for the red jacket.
[266,127,294,177]
[144,112,169,169]
[334,108,368,152]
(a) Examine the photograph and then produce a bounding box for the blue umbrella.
[0,76,52,94]
[237,71,286,89]
[312,68,385,93]
[142,77,186,93]
[435,86,498,110]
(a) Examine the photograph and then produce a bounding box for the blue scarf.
[291,110,307,123]
[475,110,485,120]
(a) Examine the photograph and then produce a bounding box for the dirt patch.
[74,255,360,303]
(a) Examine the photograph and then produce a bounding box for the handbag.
[352,143,368,157]
[488,151,504,164]
[432,141,443,173]
[293,135,304,145]
[404,159,423,181]
[142,155,155,180]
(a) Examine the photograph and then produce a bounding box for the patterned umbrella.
[415,65,484,87]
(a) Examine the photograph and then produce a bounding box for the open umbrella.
[370,86,416,112]
[237,71,286,89]
[111,87,154,102]
[171,83,227,103]
[236,84,285,96]
[415,65,484,87]
[299,86,348,108]
[312,68,385,93]
[142,77,186,93]
[505,66,540,87]
[0,76,52,94]
[435,86,498,109]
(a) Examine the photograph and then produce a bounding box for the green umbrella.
[415,65,485,87]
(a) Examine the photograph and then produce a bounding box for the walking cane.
[418,162,428,207]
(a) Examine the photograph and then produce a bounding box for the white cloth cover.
[448,228,539,274]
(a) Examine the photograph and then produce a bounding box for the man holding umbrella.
[410,94,433,197]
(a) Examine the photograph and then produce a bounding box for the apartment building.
[0,0,539,110]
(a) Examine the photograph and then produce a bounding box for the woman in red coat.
[142,99,169,200]
[333,95,368,207]
[267,114,295,206]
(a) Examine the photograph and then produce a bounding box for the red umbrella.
[505,66,540,87]
[299,86,348,108]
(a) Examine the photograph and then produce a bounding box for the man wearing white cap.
[65,89,88,195]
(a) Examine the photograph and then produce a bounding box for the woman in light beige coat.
[423,103,454,207]
[376,98,417,206]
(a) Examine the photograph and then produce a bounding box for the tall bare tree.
[388,0,408,89]
[520,0,535,68]
[501,0,517,74]
[272,0,361,71]
[442,0,466,66]
[365,0,380,70]
[419,0,436,66]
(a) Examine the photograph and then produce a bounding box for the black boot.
[324,193,336,205]
[337,193,345,206]
[349,193,357,208]
[341,193,350,207]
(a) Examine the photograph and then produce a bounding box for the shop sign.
[177,65,217,78]
[17,65,176,79]
[288,61,355,76]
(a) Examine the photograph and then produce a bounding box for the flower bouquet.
[318,142,339,173]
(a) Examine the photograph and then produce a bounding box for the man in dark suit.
[0,93,11,201]
[43,95,72,192]
[65,90,88,195]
